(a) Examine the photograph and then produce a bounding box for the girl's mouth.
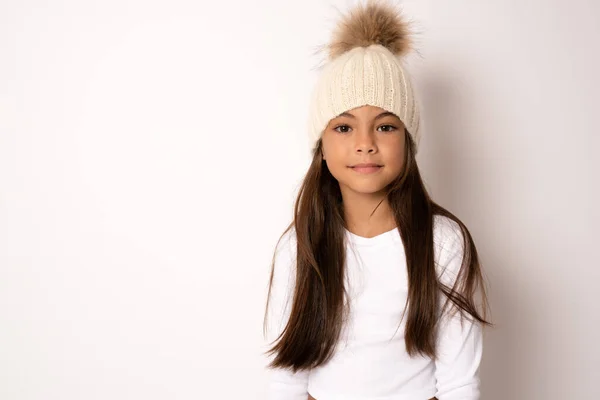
[350,165,382,174]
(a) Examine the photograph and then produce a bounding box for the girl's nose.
[355,129,377,153]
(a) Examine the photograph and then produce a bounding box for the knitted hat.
[307,0,421,153]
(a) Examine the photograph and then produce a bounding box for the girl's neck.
[342,191,396,239]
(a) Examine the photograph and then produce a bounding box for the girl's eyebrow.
[335,111,398,121]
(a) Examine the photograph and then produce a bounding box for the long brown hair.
[263,129,492,373]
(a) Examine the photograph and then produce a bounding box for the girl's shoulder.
[432,214,466,280]
[271,226,299,285]
[433,214,463,249]
[274,226,297,258]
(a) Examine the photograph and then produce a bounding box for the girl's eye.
[333,124,398,134]
[378,124,397,132]
[333,125,351,134]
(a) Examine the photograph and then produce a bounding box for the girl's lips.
[351,166,382,174]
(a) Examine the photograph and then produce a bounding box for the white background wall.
[1,0,598,399]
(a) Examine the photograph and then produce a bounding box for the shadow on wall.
[417,64,535,400]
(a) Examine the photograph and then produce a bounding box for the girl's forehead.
[343,105,388,115]
[332,106,401,121]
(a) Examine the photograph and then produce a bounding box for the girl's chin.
[342,183,389,195]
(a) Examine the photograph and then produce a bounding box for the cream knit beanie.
[307,0,422,153]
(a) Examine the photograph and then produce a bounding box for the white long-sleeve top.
[263,215,483,400]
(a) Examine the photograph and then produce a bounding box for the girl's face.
[321,105,406,196]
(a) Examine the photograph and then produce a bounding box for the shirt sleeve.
[433,218,483,400]
[263,230,310,400]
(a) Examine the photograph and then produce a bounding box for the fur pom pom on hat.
[307,0,422,152]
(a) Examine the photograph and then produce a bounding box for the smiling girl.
[262,1,492,399]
